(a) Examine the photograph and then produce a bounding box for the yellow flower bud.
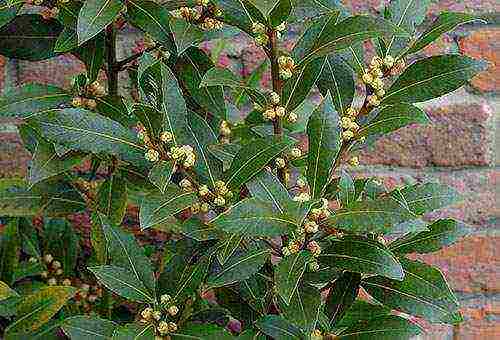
[275,22,286,32]
[293,192,310,202]
[254,34,269,46]
[287,112,298,123]
[275,106,286,117]
[198,185,210,197]
[345,107,357,117]
[160,294,172,304]
[158,321,170,335]
[349,156,360,167]
[152,310,162,320]
[168,305,179,316]
[279,69,293,80]
[263,108,276,120]
[145,149,160,162]
[179,178,192,190]
[168,322,178,332]
[200,202,210,213]
[304,221,319,234]
[48,278,57,286]
[214,196,226,206]
[367,94,381,107]
[362,72,373,84]
[269,91,280,105]
[52,260,61,269]
[62,278,72,286]
[44,254,53,263]
[141,307,153,320]
[289,147,301,158]
[252,22,266,34]
[384,55,395,68]
[275,157,286,168]
[160,131,173,143]
[71,97,83,107]
[342,130,355,141]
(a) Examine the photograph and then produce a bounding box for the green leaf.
[171,323,234,340]
[0,280,18,301]
[317,55,355,114]
[247,170,291,214]
[54,27,78,53]
[101,219,156,298]
[405,12,486,56]
[187,112,223,187]
[336,300,391,328]
[175,48,226,120]
[269,0,292,27]
[384,0,430,56]
[62,316,117,340]
[148,160,176,194]
[275,251,312,305]
[306,92,341,198]
[389,219,472,254]
[362,258,460,324]
[139,186,197,229]
[358,104,430,137]
[325,272,361,328]
[282,56,325,113]
[0,0,21,29]
[300,15,408,65]
[226,136,295,189]
[126,0,175,53]
[279,284,322,333]
[169,17,204,55]
[43,218,79,275]
[30,108,146,165]
[74,33,105,82]
[318,236,404,280]
[0,84,71,118]
[208,143,240,171]
[216,233,245,266]
[111,323,155,339]
[337,170,356,207]
[90,212,108,265]
[0,219,19,285]
[158,256,208,302]
[207,247,270,288]
[213,0,264,34]
[382,55,487,104]
[28,139,84,187]
[95,95,136,127]
[97,173,128,225]
[255,315,306,340]
[4,286,76,339]
[337,315,422,339]
[210,197,295,237]
[0,179,44,217]
[77,0,124,44]
[132,103,163,141]
[0,14,62,61]
[391,182,460,215]
[89,265,155,303]
[239,274,269,314]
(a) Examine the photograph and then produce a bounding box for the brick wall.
[0,1,498,339]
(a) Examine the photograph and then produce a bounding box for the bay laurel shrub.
[0,0,487,338]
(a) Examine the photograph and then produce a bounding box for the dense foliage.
[0,0,487,339]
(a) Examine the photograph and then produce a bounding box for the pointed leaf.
[279,284,322,333]
[132,103,163,141]
[317,55,355,114]
[337,170,356,207]
[62,316,117,340]
[382,55,487,104]
[148,160,176,194]
[90,212,108,265]
[0,219,19,285]
[337,315,422,339]
[112,323,155,339]
[0,0,21,29]
[77,0,124,44]
[325,272,361,328]
[306,93,341,198]
[171,323,234,340]
[318,236,404,280]
[269,0,292,27]
[75,33,106,82]
[97,173,128,225]
[276,251,313,304]
[212,0,264,34]
[255,315,306,340]
[216,233,245,266]
[247,170,291,214]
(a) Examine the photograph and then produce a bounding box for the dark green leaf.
[255,315,306,340]
[97,173,128,225]
[282,56,325,113]
[0,0,21,29]
[77,0,124,44]
[337,170,356,207]
[148,160,176,194]
[62,316,117,340]
[279,284,322,333]
[213,0,264,34]
[275,251,312,304]
[95,95,136,127]
[171,323,234,340]
[406,12,486,56]
[0,219,19,285]
[75,33,105,82]
[306,93,341,198]
[319,236,404,280]
[216,233,245,266]
[269,0,292,27]
[54,27,78,53]
[317,55,355,114]
[111,323,155,339]
[362,258,460,324]
[210,197,295,237]
[43,218,79,275]
[0,84,71,118]
[337,315,422,339]
[226,136,294,189]
[132,103,163,141]
[336,300,391,328]
[126,0,175,53]
[325,272,361,328]
[208,143,240,171]
[247,170,291,214]
[90,212,108,265]
[389,219,472,254]
[0,14,62,61]
[169,17,204,55]
[382,55,487,104]
[0,179,44,216]
[207,247,270,288]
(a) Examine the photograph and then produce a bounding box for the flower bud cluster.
[140,294,180,337]
[200,17,224,31]
[274,22,287,39]
[340,114,360,142]
[219,120,231,143]
[252,22,269,46]
[169,145,196,168]
[71,81,106,110]
[278,56,295,80]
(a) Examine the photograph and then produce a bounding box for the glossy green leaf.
[391,182,460,215]
[269,0,292,27]
[247,170,291,214]
[208,143,240,171]
[187,112,223,187]
[216,233,245,266]
[89,265,155,302]
[210,197,296,237]
[337,170,356,207]
[0,84,71,118]
[239,273,269,314]
[306,93,341,198]
[112,323,155,339]
[319,236,404,280]
[383,55,487,104]
[406,12,486,56]
[43,218,79,276]
[30,108,146,165]
[359,104,430,137]
[169,17,204,55]
[77,0,124,44]
[0,281,18,301]
[300,15,408,65]
[62,316,117,340]
[213,0,264,34]
[337,315,422,339]
[0,0,21,29]
[282,56,325,113]
[275,251,313,305]
[126,0,175,52]
[317,55,355,114]
[132,103,163,141]
[139,186,197,229]
[0,219,19,285]
[0,179,44,216]
[95,95,135,127]
[384,0,430,56]
[325,272,361,328]
[148,160,176,194]
[54,26,78,53]
[90,212,108,265]
[171,323,234,340]
[389,219,472,254]
[279,283,321,333]
[336,300,391,328]
[4,286,76,339]
[255,315,306,340]
[207,247,269,288]
[226,136,294,189]
[0,14,62,61]
[97,173,128,225]
[362,258,460,324]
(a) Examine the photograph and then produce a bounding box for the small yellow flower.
[48,278,57,286]
[158,321,170,335]
[293,192,310,202]
[152,310,162,320]
[200,202,210,213]
[345,107,357,117]
[275,157,286,168]
[141,307,153,320]
[160,294,171,304]
[71,96,83,107]
[55,269,63,276]
[367,94,381,107]
[269,91,280,105]
[160,131,173,143]
[44,254,53,263]
[288,241,301,254]
[214,196,226,206]
[275,106,286,117]
[349,156,360,166]
[304,221,319,234]
[383,55,395,68]
[167,305,179,316]
[341,116,352,129]
[263,108,276,120]
[145,149,160,162]
[198,185,210,197]
[349,121,360,131]
[168,322,178,332]
[370,56,383,68]
[287,112,298,123]
[279,69,293,80]
[252,22,266,34]
[62,278,72,286]
[376,89,386,97]
[307,241,321,256]
[179,178,192,190]
[275,22,286,32]
[342,130,355,141]
[289,147,302,158]
[254,34,269,46]
[52,260,61,269]
[362,72,373,84]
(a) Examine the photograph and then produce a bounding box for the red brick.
[416,235,500,293]
[458,28,500,93]
[0,132,30,179]
[455,319,500,340]
[0,56,6,92]
[360,102,494,168]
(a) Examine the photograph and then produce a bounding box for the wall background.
[0,1,498,339]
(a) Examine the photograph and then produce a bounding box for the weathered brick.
[0,131,30,178]
[344,0,500,14]
[458,28,500,93]
[454,295,500,340]
[360,101,494,168]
